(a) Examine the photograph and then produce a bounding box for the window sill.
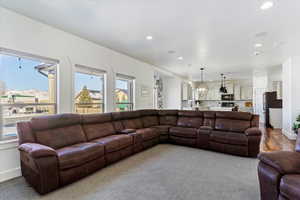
[1,134,18,140]
[0,138,18,150]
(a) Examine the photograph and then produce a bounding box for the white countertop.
[209,107,233,111]
[183,106,252,112]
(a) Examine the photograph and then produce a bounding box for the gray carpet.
[0,144,260,200]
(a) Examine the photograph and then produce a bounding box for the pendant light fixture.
[223,75,228,94]
[219,73,228,93]
[196,68,208,97]
[219,74,224,93]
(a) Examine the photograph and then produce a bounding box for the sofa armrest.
[19,143,57,158]
[245,127,262,136]
[258,151,300,174]
[19,143,59,194]
[117,129,136,134]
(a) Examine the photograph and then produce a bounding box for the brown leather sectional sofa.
[258,134,300,200]
[17,109,261,194]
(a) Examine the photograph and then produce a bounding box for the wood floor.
[260,127,296,152]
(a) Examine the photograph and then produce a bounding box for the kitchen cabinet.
[192,80,253,101]
[241,86,252,100]
[206,85,221,100]
[225,82,234,94]
[234,85,241,100]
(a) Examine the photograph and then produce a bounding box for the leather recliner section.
[169,111,203,147]
[17,109,261,194]
[257,135,300,200]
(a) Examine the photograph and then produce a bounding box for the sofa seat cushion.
[57,142,105,170]
[211,131,248,145]
[280,175,300,200]
[169,127,198,138]
[92,134,133,153]
[136,128,159,141]
[152,125,171,135]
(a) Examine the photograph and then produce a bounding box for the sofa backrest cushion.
[140,109,159,128]
[215,112,252,133]
[177,111,203,128]
[203,111,216,128]
[30,114,86,149]
[81,113,115,141]
[120,111,144,129]
[17,121,36,145]
[111,112,124,132]
[158,110,178,126]
[123,119,143,129]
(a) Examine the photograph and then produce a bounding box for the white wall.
[282,57,300,139]
[253,70,268,123]
[0,7,183,182]
[267,66,282,92]
[0,141,20,182]
[164,77,182,109]
[282,58,292,137]
[0,7,159,113]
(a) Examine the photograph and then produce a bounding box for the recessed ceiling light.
[177,56,183,60]
[254,43,263,48]
[146,36,153,40]
[260,1,274,10]
[255,32,268,38]
[254,51,261,56]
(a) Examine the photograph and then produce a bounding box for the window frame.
[0,47,59,141]
[73,64,107,114]
[115,73,135,111]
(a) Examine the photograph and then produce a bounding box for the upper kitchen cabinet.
[234,85,241,100]
[241,86,253,100]
[193,79,253,101]
[225,81,234,94]
[204,84,221,100]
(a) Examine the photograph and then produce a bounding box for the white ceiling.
[1,0,300,81]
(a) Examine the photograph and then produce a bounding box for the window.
[74,65,105,114]
[115,74,134,111]
[0,52,57,140]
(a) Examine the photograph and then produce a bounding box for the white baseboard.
[282,129,297,140]
[0,167,21,183]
